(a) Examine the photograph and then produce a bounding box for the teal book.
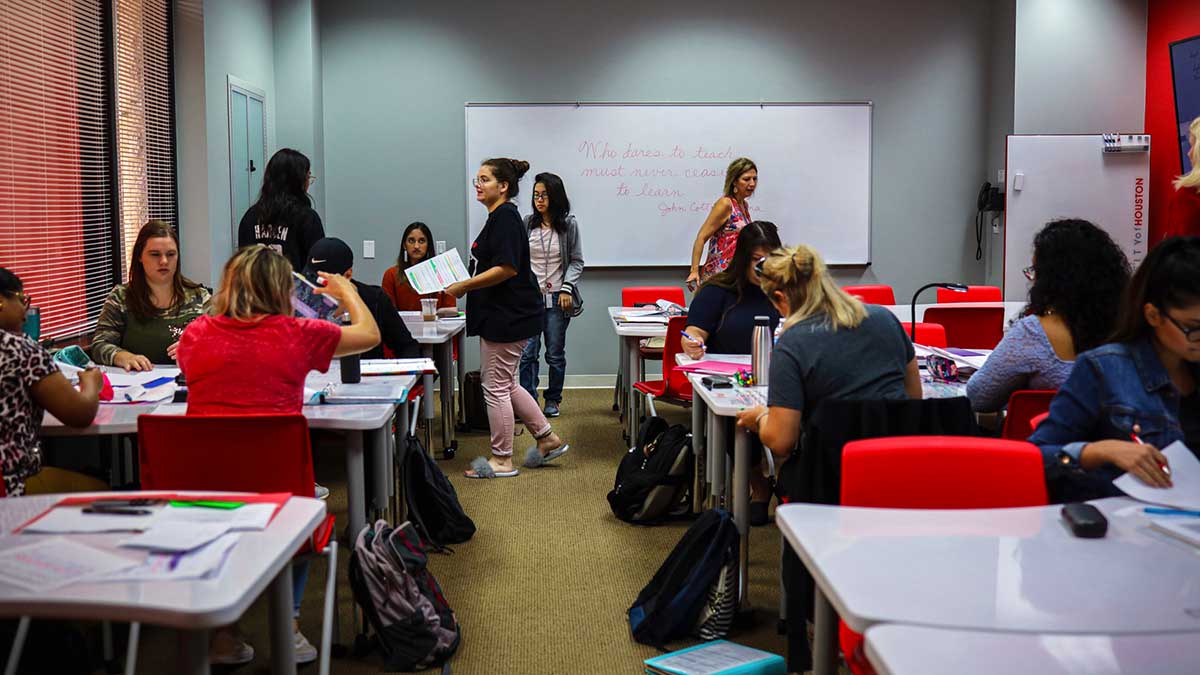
[644,640,785,675]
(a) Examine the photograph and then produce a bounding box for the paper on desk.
[361,358,437,376]
[22,506,161,534]
[405,249,469,294]
[676,360,748,376]
[156,503,275,531]
[0,538,138,591]
[153,402,187,416]
[105,368,180,387]
[1113,441,1200,510]
[99,533,241,582]
[923,345,990,370]
[119,522,230,552]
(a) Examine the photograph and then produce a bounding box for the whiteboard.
[1004,135,1150,301]
[465,103,872,266]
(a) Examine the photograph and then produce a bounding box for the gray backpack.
[349,520,461,671]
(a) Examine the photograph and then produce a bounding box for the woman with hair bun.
[686,157,758,289]
[734,244,922,457]
[446,158,569,478]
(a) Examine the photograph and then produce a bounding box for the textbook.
[644,640,785,675]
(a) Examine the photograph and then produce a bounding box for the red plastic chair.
[1030,412,1050,431]
[614,286,689,415]
[1001,390,1056,440]
[936,285,1001,303]
[838,436,1047,674]
[842,285,896,305]
[632,316,694,418]
[138,414,338,675]
[923,306,1004,349]
[899,322,947,347]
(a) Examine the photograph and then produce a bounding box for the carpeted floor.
[132,388,788,674]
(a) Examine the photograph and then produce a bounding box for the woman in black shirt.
[447,158,569,478]
[237,148,325,271]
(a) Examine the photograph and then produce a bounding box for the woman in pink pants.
[446,157,569,478]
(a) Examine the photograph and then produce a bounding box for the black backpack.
[627,508,740,646]
[607,416,692,524]
[403,434,476,551]
[348,520,461,671]
[460,371,489,431]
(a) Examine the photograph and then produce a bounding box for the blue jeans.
[293,560,309,618]
[519,297,570,405]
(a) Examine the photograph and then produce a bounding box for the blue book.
[644,640,785,675]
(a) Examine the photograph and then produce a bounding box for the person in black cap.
[304,237,420,359]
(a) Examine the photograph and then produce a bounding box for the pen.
[1143,507,1200,517]
[1130,431,1171,476]
[168,552,183,571]
[679,331,706,350]
[82,507,152,515]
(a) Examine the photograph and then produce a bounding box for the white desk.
[400,312,466,458]
[864,624,1200,675]
[775,498,1200,675]
[609,307,670,442]
[40,365,414,542]
[0,492,324,675]
[881,301,1025,327]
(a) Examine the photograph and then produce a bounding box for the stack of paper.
[0,538,138,591]
[645,640,785,675]
[405,249,470,294]
[676,360,749,376]
[361,358,438,376]
[99,533,241,583]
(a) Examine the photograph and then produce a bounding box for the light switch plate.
[363,240,375,259]
[435,240,446,255]
[997,169,1005,184]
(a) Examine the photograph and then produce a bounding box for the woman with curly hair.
[966,219,1130,412]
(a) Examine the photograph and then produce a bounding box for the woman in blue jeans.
[1031,236,1200,502]
[519,172,584,417]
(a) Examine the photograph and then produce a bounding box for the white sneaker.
[209,631,254,665]
[314,483,330,500]
[294,629,318,664]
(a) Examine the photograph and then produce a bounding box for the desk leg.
[369,426,389,519]
[177,629,210,675]
[614,337,626,413]
[708,411,725,510]
[813,585,837,675]
[393,404,410,523]
[733,428,751,609]
[268,563,298,675]
[690,396,706,513]
[455,333,466,427]
[345,430,366,541]
[436,341,456,457]
[626,337,641,443]
[421,345,435,454]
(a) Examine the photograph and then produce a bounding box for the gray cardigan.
[525,213,584,299]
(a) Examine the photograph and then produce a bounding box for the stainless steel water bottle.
[751,315,771,387]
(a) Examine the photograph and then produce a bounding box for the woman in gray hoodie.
[519,172,584,417]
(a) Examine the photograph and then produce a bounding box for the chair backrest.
[659,315,694,400]
[899,322,947,347]
[841,436,1048,508]
[842,284,895,305]
[1002,390,1057,440]
[936,285,1002,303]
[138,414,315,497]
[1029,411,1050,432]
[923,306,1004,349]
[622,286,686,308]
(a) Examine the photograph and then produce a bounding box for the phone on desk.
[701,375,733,390]
[291,271,341,322]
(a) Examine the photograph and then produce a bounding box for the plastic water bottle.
[751,315,772,387]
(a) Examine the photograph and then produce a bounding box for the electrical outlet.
[363,240,375,259]
[435,240,446,255]
[997,169,1005,184]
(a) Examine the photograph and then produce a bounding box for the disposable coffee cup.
[421,298,437,321]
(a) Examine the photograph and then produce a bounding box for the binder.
[644,640,785,675]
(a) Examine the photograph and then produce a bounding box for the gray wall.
[1014,0,1147,134]
[318,0,999,376]
[985,0,1017,287]
[272,0,325,215]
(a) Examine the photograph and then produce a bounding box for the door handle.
[249,160,256,173]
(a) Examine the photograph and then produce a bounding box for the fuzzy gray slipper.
[524,443,570,468]
[465,456,519,479]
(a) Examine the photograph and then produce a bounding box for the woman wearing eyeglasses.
[966,219,1130,412]
[237,148,325,272]
[518,172,584,418]
[1031,236,1200,502]
[445,158,569,478]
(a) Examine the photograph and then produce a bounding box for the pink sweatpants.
[480,338,552,457]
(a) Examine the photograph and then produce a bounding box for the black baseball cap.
[303,237,354,276]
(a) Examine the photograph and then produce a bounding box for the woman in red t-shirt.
[1167,116,1200,239]
[177,244,379,664]
[380,221,457,312]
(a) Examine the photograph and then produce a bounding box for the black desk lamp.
[910,283,969,342]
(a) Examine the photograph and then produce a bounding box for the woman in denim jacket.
[1031,236,1200,502]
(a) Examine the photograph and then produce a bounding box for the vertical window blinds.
[0,0,176,340]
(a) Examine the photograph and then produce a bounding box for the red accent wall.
[1146,0,1200,243]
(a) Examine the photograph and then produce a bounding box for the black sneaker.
[543,402,561,418]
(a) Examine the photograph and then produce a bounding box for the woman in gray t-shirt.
[735,245,922,455]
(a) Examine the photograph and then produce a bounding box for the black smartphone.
[702,375,733,390]
[1061,503,1107,538]
[82,506,153,515]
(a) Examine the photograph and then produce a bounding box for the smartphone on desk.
[701,375,733,390]
[291,271,341,322]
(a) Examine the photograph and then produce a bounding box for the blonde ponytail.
[759,244,866,332]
